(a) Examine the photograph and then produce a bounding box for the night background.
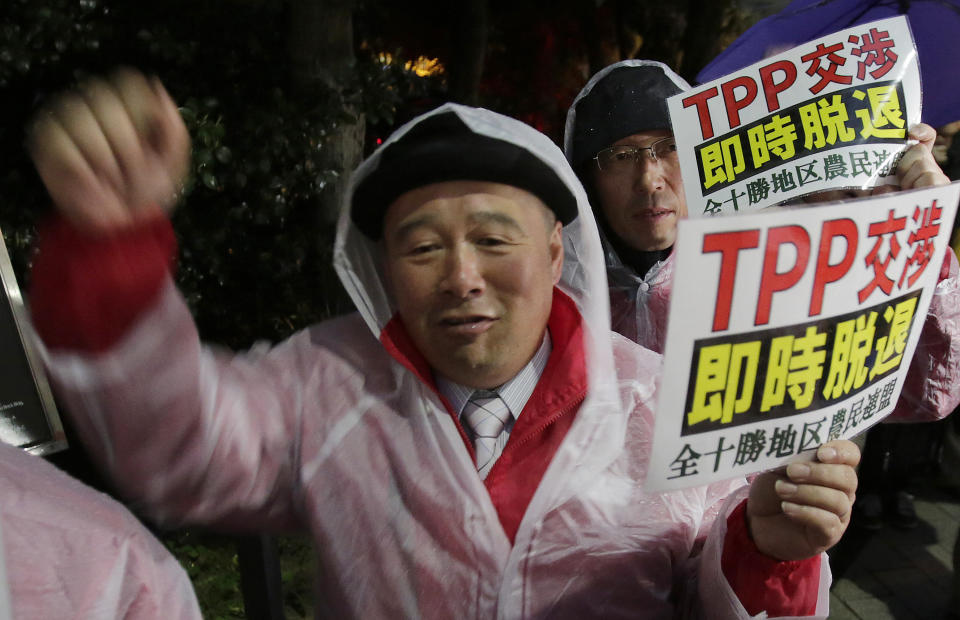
[1,0,778,352]
[0,1,817,617]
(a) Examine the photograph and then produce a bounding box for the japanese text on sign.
[668,377,897,481]
[684,291,918,436]
[667,16,921,216]
[696,82,906,195]
[645,182,960,493]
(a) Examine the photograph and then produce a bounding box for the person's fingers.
[148,76,191,210]
[49,92,124,193]
[908,122,937,151]
[29,113,94,209]
[901,159,949,188]
[898,143,921,168]
[107,69,189,213]
[938,120,960,137]
[933,146,950,166]
[103,69,174,211]
[78,77,150,198]
[26,68,185,232]
[778,500,846,549]
[28,113,131,230]
[906,169,949,188]
[785,460,858,496]
[903,124,949,184]
[784,460,857,524]
[815,440,861,467]
[775,475,854,518]
[932,121,960,165]
[898,144,949,189]
[933,128,954,165]
[109,68,161,140]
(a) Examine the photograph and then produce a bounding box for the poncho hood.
[334,103,618,389]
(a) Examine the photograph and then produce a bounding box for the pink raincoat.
[33,104,831,618]
[0,442,200,619]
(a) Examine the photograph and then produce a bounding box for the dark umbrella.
[696,0,960,128]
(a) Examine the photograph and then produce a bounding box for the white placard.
[646,182,960,492]
[668,16,921,217]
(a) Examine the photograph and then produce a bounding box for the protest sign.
[645,182,960,492]
[667,16,921,217]
[0,231,65,456]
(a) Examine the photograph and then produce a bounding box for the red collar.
[380,289,589,543]
[379,288,588,451]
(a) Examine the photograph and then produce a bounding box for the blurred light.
[375,52,444,77]
[404,56,444,77]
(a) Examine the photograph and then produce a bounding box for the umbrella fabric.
[696,0,960,128]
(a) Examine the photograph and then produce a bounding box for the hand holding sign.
[747,439,859,560]
[794,123,948,202]
[898,123,951,190]
[27,68,190,234]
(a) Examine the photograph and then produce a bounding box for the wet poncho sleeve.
[31,215,832,616]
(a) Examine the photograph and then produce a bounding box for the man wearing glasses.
[564,61,959,550]
[564,62,960,425]
[564,61,692,353]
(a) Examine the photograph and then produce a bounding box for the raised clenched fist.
[28,68,190,233]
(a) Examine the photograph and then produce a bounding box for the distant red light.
[376,137,383,145]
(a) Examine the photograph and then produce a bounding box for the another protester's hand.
[746,440,859,561]
[894,123,951,190]
[27,68,190,233]
[933,120,960,166]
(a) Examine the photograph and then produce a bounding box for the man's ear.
[549,219,564,285]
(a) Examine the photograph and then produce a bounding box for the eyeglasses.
[593,137,678,172]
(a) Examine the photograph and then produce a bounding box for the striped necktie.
[462,390,511,479]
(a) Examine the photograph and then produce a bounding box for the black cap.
[351,111,578,239]
[568,63,687,168]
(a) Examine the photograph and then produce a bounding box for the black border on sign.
[0,228,66,455]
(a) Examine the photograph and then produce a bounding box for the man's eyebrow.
[389,208,527,243]
[468,210,525,233]
[390,213,439,243]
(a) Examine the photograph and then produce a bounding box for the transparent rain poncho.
[0,442,201,618]
[562,59,690,354]
[40,104,832,618]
